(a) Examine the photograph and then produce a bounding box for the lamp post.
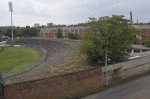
[8,1,14,46]
[105,47,108,87]
[97,36,108,87]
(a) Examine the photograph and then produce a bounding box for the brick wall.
[4,52,150,99]
[143,29,150,38]
[4,68,102,99]
[40,26,87,39]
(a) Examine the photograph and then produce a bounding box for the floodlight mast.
[8,1,14,46]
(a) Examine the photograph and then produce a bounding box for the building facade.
[40,25,87,39]
[34,23,40,28]
[132,24,150,45]
[40,24,150,43]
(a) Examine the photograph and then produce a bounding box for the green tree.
[57,28,63,38]
[15,27,23,37]
[0,26,39,38]
[5,28,11,37]
[80,15,138,63]
[0,29,2,37]
[145,37,150,47]
[21,26,39,37]
[67,32,78,39]
[30,27,39,36]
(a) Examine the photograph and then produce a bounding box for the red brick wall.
[4,68,103,99]
[143,29,150,39]
[133,29,150,45]
[45,32,56,38]
[78,32,85,39]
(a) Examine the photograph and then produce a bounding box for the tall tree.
[145,37,150,47]
[67,32,78,39]
[80,15,138,63]
[57,28,63,38]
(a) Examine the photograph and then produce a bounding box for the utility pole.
[105,48,108,87]
[8,1,14,46]
[97,33,109,87]
[130,11,133,24]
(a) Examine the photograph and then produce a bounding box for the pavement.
[81,75,150,99]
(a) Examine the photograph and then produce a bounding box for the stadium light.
[8,1,14,46]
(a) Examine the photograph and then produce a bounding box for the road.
[82,75,150,99]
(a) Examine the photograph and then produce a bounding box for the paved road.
[82,75,150,99]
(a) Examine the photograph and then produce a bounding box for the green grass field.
[0,46,41,74]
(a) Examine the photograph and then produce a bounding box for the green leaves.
[145,37,150,47]
[57,28,63,38]
[80,15,137,64]
[0,26,39,37]
[67,32,78,39]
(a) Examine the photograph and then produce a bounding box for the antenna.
[137,19,139,24]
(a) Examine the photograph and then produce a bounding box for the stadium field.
[0,46,40,74]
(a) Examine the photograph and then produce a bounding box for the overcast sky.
[0,0,150,26]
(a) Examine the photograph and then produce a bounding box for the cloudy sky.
[0,0,150,26]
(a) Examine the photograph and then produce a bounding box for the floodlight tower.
[130,11,133,24]
[8,1,14,46]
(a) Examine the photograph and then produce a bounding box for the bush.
[57,28,63,38]
[67,32,78,39]
[145,37,150,47]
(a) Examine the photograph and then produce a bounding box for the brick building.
[40,24,150,43]
[132,24,150,45]
[40,25,87,39]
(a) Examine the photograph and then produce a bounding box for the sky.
[0,0,150,27]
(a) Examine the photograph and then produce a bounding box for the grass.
[0,46,40,74]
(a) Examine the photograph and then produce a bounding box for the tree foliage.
[67,32,78,39]
[80,15,138,63]
[57,28,63,38]
[0,26,39,37]
[145,37,150,47]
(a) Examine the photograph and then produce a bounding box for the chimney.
[130,11,133,24]
[137,19,139,24]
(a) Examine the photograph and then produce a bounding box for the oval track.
[4,38,73,84]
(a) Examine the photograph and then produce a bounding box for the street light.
[105,47,108,87]
[97,36,108,87]
[8,1,14,46]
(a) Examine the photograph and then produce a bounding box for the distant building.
[34,23,40,27]
[132,24,150,45]
[47,23,54,27]
[40,25,87,39]
[40,23,150,41]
